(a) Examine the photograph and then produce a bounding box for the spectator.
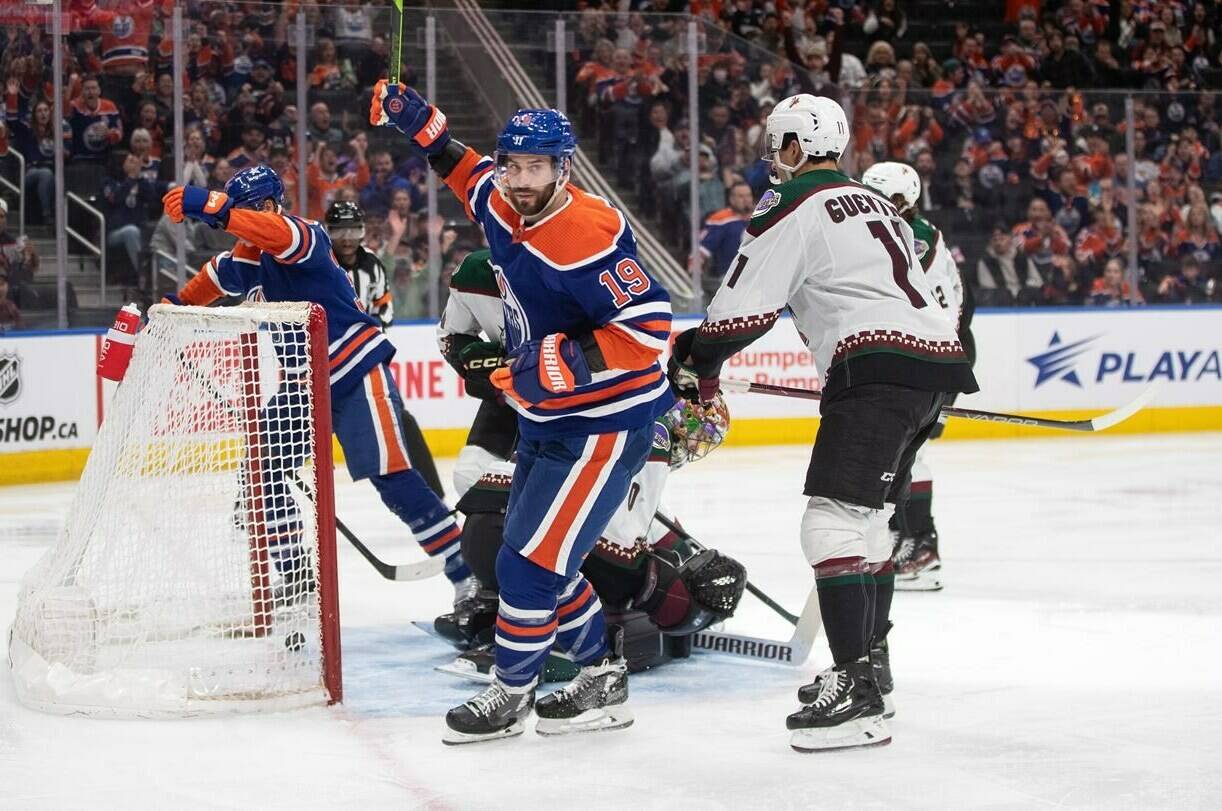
[68,76,123,163]
[355,36,392,88]
[0,200,38,285]
[1040,29,1094,88]
[385,187,416,265]
[1157,257,1212,304]
[1087,257,1141,306]
[128,129,161,182]
[675,143,725,225]
[208,158,235,192]
[226,124,267,172]
[360,150,411,219]
[0,267,19,331]
[333,0,374,58]
[1039,166,1090,237]
[1172,202,1222,262]
[309,38,357,91]
[4,93,64,225]
[977,223,1044,305]
[697,181,753,298]
[181,126,214,188]
[305,138,369,221]
[863,0,908,46]
[308,102,343,144]
[268,149,299,213]
[1014,197,1071,271]
[101,154,172,283]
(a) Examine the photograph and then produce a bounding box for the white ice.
[2,434,1220,810]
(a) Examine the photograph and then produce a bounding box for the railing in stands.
[0,149,24,238]
[65,192,107,306]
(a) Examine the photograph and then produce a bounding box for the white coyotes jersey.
[705,170,965,385]
[912,216,963,330]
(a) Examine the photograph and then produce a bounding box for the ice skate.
[433,584,497,648]
[892,531,942,591]
[788,659,891,752]
[443,680,535,745]
[535,629,633,736]
[797,638,895,719]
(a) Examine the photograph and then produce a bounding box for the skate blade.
[535,706,634,737]
[411,620,468,649]
[894,572,942,591]
[435,658,495,684]
[442,719,526,746]
[789,715,891,753]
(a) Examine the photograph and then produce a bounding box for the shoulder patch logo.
[753,189,781,217]
[913,237,930,259]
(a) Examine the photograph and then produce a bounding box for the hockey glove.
[458,340,506,401]
[369,80,451,157]
[162,186,234,229]
[667,328,720,404]
[491,333,591,406]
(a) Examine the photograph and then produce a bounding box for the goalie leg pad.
[800,496,874,566]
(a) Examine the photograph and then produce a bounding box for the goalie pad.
[634,545,746,635]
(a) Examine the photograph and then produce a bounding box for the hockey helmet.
[764,94,850,183]
[224,164,285,210]
[493,109,577,216]
[324,200,365,240]
[861,161,921,213]
[658,394,730,470]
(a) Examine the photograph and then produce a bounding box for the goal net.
[8,302,341,716]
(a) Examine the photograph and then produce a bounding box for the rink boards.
[2,307,1221,485]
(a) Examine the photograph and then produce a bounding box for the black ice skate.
[433,585,497,648]
[892,530,942,591]
[534,629,633,736]
[787,658,891,752]
[796,637,895,719]
[443,680,535,745]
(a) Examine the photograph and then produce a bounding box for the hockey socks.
[371,469,469,583]
[814,557,875,665]
[871,561,895,645]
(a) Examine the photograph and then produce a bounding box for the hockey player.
[440,395,746,679]
[325,199,446,499]
[667,94,978,752]
[861,162,977,592]
[159,167,476,605]
[372,84,675,743]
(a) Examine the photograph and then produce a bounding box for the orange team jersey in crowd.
[82,0,171,72]
[305,161,371,221]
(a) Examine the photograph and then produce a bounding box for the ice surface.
[2,434,1220,810]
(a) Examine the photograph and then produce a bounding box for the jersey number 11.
[867,220,927,309]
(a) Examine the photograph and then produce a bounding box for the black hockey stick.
[719,378,1159,433]
[652,512,800,626]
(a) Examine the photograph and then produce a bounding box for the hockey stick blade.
[721,378,1159,433]
[339,524,446,582]
[692,586,821,666]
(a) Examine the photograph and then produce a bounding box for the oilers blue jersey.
[443,148,674,440]
[199,211,393,395]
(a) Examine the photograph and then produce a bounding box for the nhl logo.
[387,96,405,114]
[0,353,20,405]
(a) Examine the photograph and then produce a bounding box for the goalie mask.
[763,94,850,184]
[659,394,730,470]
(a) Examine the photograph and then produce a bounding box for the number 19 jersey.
[703,169,978,399]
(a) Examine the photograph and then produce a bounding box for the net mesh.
[9,303,334,716]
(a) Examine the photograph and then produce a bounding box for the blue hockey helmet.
[224,164,285,210]
[495,109,577,158]
[494,109,577,216]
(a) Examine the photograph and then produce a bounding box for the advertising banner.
[0,333,98,454]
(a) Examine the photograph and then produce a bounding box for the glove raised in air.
[491,333,591,406]
[369,79,451,157]
[162,186,234,229]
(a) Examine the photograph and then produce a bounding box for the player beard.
[510,185,552,217]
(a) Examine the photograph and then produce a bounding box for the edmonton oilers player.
[160,167,475,602]
[372,83,674,743]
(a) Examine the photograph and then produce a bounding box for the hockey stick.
[388,0,405,85]
[719,378,1159,433]
[691,586,822,666]
[651,512,799,626]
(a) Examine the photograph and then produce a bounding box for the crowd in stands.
[0,0,454,326]
[2,1,1221,331]
[568,0,1222,306]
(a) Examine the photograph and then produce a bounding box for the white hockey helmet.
[764,93,850,182]
[861,161,921,213]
